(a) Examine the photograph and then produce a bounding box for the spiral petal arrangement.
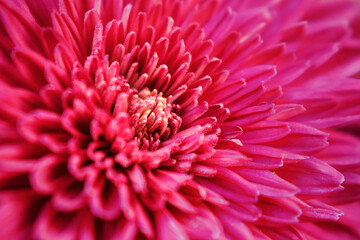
[0,0,360,239]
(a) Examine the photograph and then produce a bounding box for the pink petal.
[34,202,81,240]
[316,130,360,168]
[236,168,300,198]
[30,154,73,194]
[155,210,189,240]
[277,157,344,195]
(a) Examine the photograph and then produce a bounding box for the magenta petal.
[266,122,329,155]
[205,149,251,167]
[221,216,254,240]
[182,181,229,206]
[134,198,154,238]
[198,167,259,203]
[0,190,44,240]
[236,168,300,198]
[12,47,47,91]
[241,120,291,144]
[155,210,189,240]
[30,154,73,194]
[317,130,360,167]
[18,109,70,153]
[299,199,343,222]
[116,181,136,220]
[52,180,86,212]
[257,197,302,225]
[0,157,36,174]
[213,202,261,223]
[34,203,80,240]
[85,169,121,220]
[342,168,360,185]
[141,189,166,211]
[298,201,360,240]
[127,164,147,193]
[241,144,308,163]
[260,226,305,240]
[277,157,344,195]
[166,190,196,214]
[102,218,138,240]
[0,1,41,50]
[174,204,225,240]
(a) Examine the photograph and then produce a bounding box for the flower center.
[129,88,182,151]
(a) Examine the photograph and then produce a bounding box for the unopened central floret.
[129,88,182,151]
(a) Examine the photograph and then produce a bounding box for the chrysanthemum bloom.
[1,0,360,239]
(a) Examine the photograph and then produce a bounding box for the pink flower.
[1,0,360,239]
